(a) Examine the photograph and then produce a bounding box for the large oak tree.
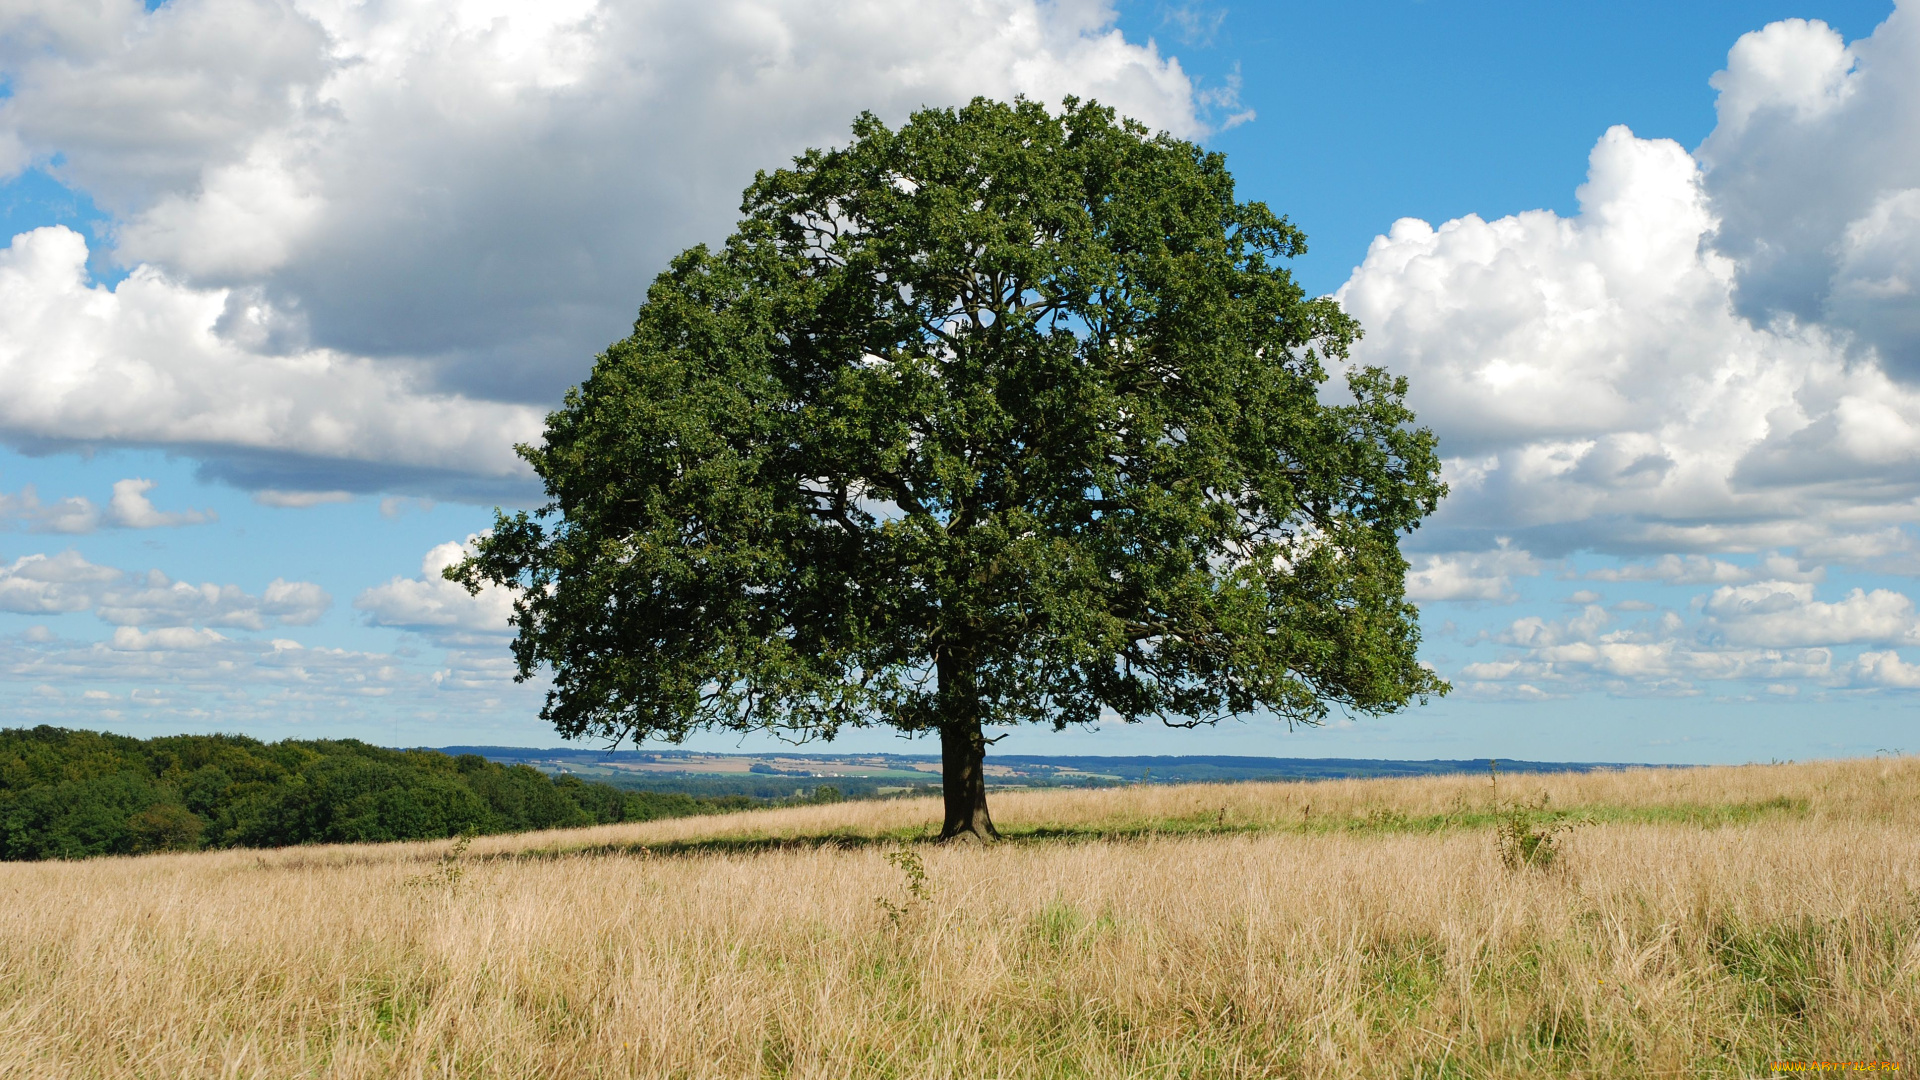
[449,97,1447,841]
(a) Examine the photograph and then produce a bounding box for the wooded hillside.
[0,726,798,860]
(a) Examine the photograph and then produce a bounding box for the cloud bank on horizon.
[0,0,1917,728]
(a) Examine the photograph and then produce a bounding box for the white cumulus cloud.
[1,627,542,726]
[1700,6,1920,378]
[0,0,1205,490]
[1452,577,1920,698]
[1586,553,1823,586]
[1337,4,1920,575]
[0,227,545,483]
[94,572,331,630]
[1700,580,1920,648]
[0,477,215,532]
[355,537,516,643]
[1404,541,1542,602]
[0,548,329,629]
[1459,597,1838,698]
[0,550,122,614]
[103,478,212,528]
[1340,122,1920,560]
[0,484,100,533]
[109,625,228,651]
[1852,650,1920,688]
[1340,4,1920,570]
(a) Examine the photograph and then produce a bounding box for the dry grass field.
[2,757,1916,1078]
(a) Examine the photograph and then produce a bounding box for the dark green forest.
[0,727,830,861]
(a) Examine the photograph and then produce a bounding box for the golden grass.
[3,758,1916,1077]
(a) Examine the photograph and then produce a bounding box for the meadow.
[1,757,1914,1078]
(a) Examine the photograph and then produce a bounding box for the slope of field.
[2,758,1914,1077]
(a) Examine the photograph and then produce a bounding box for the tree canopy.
[451,97,1447,840]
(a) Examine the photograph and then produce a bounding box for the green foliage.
[450,94,1447,753]
[876,846,932,924]
[1493,788,1580,871]
[1496,810,1576,870]
[128,803,203,853]
[413,831,475,892]
[0,726,756,861]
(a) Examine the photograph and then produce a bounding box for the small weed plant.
[1489,761,1580,870]
[1496,801,1578,870]
[876,847,932,925]
[409,832,474,891]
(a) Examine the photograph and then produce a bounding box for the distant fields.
[3,758,1915,1077]
[443,744,1655,800]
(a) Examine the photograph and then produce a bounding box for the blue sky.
[1,0,1915,763]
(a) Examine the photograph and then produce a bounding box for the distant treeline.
[0,727,839,861]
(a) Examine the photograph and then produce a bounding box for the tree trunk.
[938,717,998,841]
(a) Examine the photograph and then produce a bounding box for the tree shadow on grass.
[491,830,920,862]
[486,818,1263,863]
[476,796,1812,864]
